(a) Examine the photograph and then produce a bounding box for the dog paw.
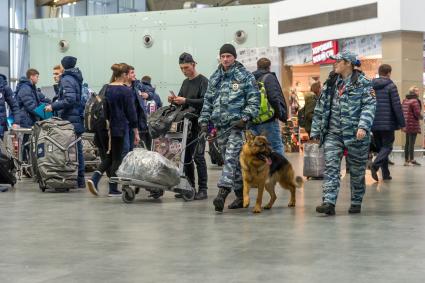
[287,202,296,207]
[253,206,262,213]
[263,204,272,210]
[243,198,250,208]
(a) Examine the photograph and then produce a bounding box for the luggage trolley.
[9,127,33,180]
[111,117,196,203]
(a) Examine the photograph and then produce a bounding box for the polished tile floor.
[0,153,424,283]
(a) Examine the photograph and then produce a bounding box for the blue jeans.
[250,119,285,156]
[77,134,85,186]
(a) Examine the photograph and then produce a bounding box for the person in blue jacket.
[45,56,85,188]
[87,63,139,197]
[15,68,51,162]
[141,76,163,112]
[0,74,20,140]
[123,65,153,153]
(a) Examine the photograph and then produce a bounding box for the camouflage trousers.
[322,133,370,205]
[216,128,244,192]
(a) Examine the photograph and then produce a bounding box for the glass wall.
[60,0,146,17]
[9,0,29,88]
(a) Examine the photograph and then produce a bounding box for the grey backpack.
[32,117,80,191]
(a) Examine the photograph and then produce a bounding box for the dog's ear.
[245,130,254,142]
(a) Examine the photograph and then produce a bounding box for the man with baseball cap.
[169,52,209,200]
[198,43,260,212]
[310,50,376,215]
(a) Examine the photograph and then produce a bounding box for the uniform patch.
[232,82,239,92]
[37,143,45,158]
[0,92,3,99]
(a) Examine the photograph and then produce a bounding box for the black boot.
[316,202,335,215]
[228,189,244,209]
[348,204,361,214]
[213,187,231,212]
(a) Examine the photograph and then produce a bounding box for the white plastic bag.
[117,148,180,187]
[303,142,325,178]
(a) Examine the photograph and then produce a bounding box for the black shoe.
[316,203,335,215]
[383,176,392,180]
[213,187,231,212]
[175,193,183,198]
[194,190,208,200]
[348,204,361,214]
[370,166,379,182]
[388,160,395,165]
[228,189,243,209]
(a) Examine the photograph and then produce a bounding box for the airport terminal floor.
[1,153,424,283]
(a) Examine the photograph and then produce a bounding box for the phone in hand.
[169,90,176,97]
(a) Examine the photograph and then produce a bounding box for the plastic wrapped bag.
[303,142,325,178]
[117,148,180,187]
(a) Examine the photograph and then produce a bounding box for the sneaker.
[87,180,99,196]
[348,204,361,214]
[383,176,392,180]
[404,161,411,166]
[194,190,208,200]
[411,160,421,166]
[108,182,121,197]
[370,166,379,182]
[316,202,335,215]
[108,191,122,197]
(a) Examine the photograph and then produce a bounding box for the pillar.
[382,31,424,147]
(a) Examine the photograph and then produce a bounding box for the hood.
[62,68,84,84]
[372,77,392,90]
[15,77,34,93]
[405,93,418,100]
[252,69,278,81]
[0,74,8,90]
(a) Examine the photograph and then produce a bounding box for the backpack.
[78,83,92,119]
[148,105,183,139]
[253,74,275,124]
[84,85,107,133]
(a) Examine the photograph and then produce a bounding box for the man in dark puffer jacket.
[0,74,21,140]
[45,56,86,188]
[370,64,405,181]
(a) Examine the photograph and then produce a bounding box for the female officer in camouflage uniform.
[198,44,260,213]
[311,50,376,215]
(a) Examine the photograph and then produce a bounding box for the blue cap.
[330,50,358,64]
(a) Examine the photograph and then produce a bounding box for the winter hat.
[61,56,77,70]
[219,43,237,58]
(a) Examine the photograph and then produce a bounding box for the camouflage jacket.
[311,70,376,145]
[198,61,260,128]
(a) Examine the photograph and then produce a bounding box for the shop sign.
[312,40,338,64]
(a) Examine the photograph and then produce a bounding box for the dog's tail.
[295,176,304,188]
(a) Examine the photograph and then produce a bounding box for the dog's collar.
[256,153,272,165]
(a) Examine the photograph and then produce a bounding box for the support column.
[280,48,292,108]
[382,31,424,147]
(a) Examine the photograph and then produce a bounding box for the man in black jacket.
[371,64,405,181]
[251,58,287,155]
[168,52,208,200]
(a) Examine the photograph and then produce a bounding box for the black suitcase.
[0,139,17,186]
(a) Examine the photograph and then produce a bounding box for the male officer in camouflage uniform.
[199,43,260,213]
[311,50,376,215]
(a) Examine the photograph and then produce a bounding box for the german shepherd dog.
[240,131,303,213]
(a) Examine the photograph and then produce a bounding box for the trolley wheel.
[151,190,164,199]
[182,187,195,201]
[135,187,140,195]
[122,186,135,203]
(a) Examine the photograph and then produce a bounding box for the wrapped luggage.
[303,141,325,178]
[117,148,180,187]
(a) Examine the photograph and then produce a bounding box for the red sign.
[312,40,339,65]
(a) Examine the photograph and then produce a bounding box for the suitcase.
[0,139,17,186]
[303,141,325,178]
